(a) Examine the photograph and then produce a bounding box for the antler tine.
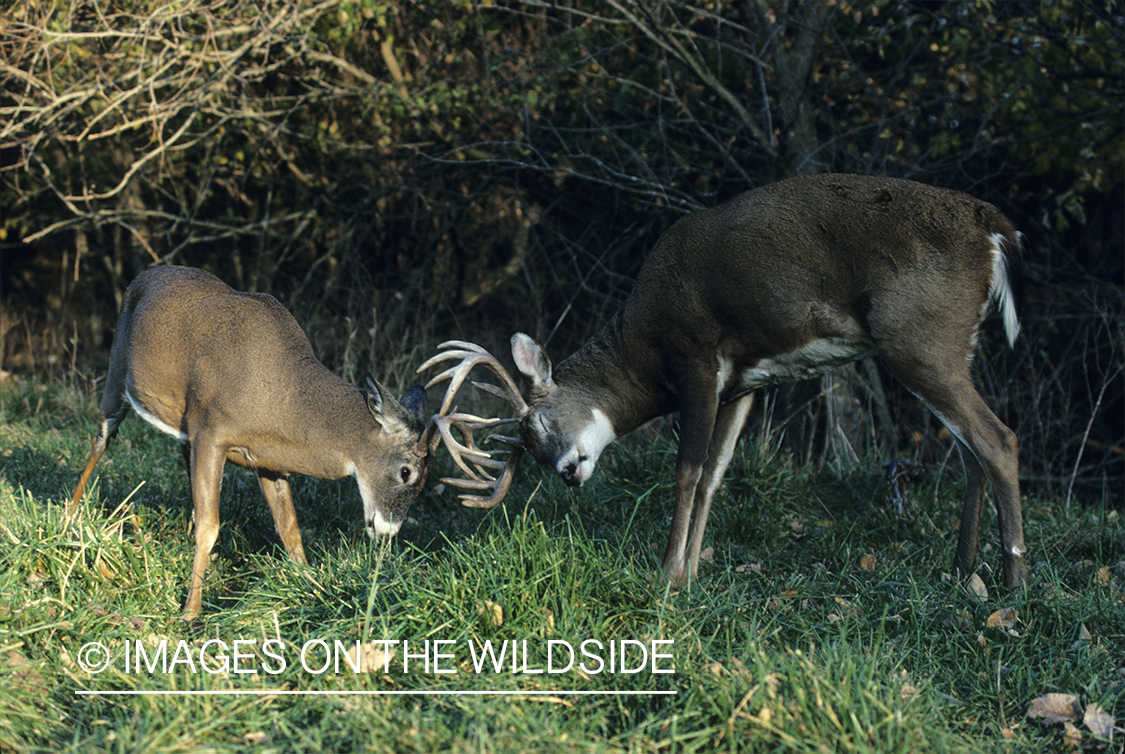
[419,340,528,511]
[435,411,508,483]
[417,341,529,417]
[446,446,525,509]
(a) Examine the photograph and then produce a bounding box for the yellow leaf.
[344,641,395,674]
[986,607,1018,630]
[1063,721,1082,748]
[966,574,988,601]
[1027,693,1081,723]
[479,601,503,628]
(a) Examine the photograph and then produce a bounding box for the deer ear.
[511,333,553,392]
[398,384,427,424]
[367,376,428,434]
[365,375,387,419]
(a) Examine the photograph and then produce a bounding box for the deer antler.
[418,341,527,508]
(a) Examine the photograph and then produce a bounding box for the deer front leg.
[662,372,720,585]
[183,439,226,621]
[257,471,307,566]
[684,394,754,578]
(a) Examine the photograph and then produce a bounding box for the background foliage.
[1,0,1122,505]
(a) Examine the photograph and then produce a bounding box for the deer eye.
[400,466,412,484]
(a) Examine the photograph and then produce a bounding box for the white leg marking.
[699,425,740,504]
[716,355,733,401]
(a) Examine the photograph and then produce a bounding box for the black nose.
[561,461,582,487]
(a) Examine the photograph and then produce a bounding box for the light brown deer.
[421,174,1028,590]
[69,266,444,618]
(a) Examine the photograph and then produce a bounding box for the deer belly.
[733,338,877,393]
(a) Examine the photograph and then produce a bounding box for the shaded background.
[1,0,1120,507]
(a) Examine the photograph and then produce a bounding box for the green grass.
[1,377,1122,752]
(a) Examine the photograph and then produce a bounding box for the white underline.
[77,689,677,696]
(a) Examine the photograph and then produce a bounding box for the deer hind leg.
[183,439,226,620]
[889,359,1026,589]
[257,471,307,566]
[683,394,755,580]
[952,437,987,580]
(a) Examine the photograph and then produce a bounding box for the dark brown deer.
[421,174,1028,590]
[69,266,447,618]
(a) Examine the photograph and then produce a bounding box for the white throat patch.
[558,407,617,486]
[351,463,403,537]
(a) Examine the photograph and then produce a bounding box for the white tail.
[69,266,441,619]
[424,174,1028,591]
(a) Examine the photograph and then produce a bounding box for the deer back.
[621,174,1019,397]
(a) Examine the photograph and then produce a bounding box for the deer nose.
[560,457,586,487]
[561,464,580,486]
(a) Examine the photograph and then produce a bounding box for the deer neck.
[234,362,373,480]
[553,313,674,436]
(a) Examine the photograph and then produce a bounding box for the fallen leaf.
[834,596,861,617]
[966,574,988,601]
[1083,702,1115,739]
[243,731,269,745]
[859,552,877,571]
[1097,566,1111,584]
[344,641,395,674]
[986,607,1021,637]
[987,607,1018,630]
[1070,623,1093,651]
[97,558,117,580]
[479,601,504,628]
[1062,721,1082,748]
[764,673,781,697]
[1027,693,1082,723]
[543,608,555,635]
[699,546,714,563]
